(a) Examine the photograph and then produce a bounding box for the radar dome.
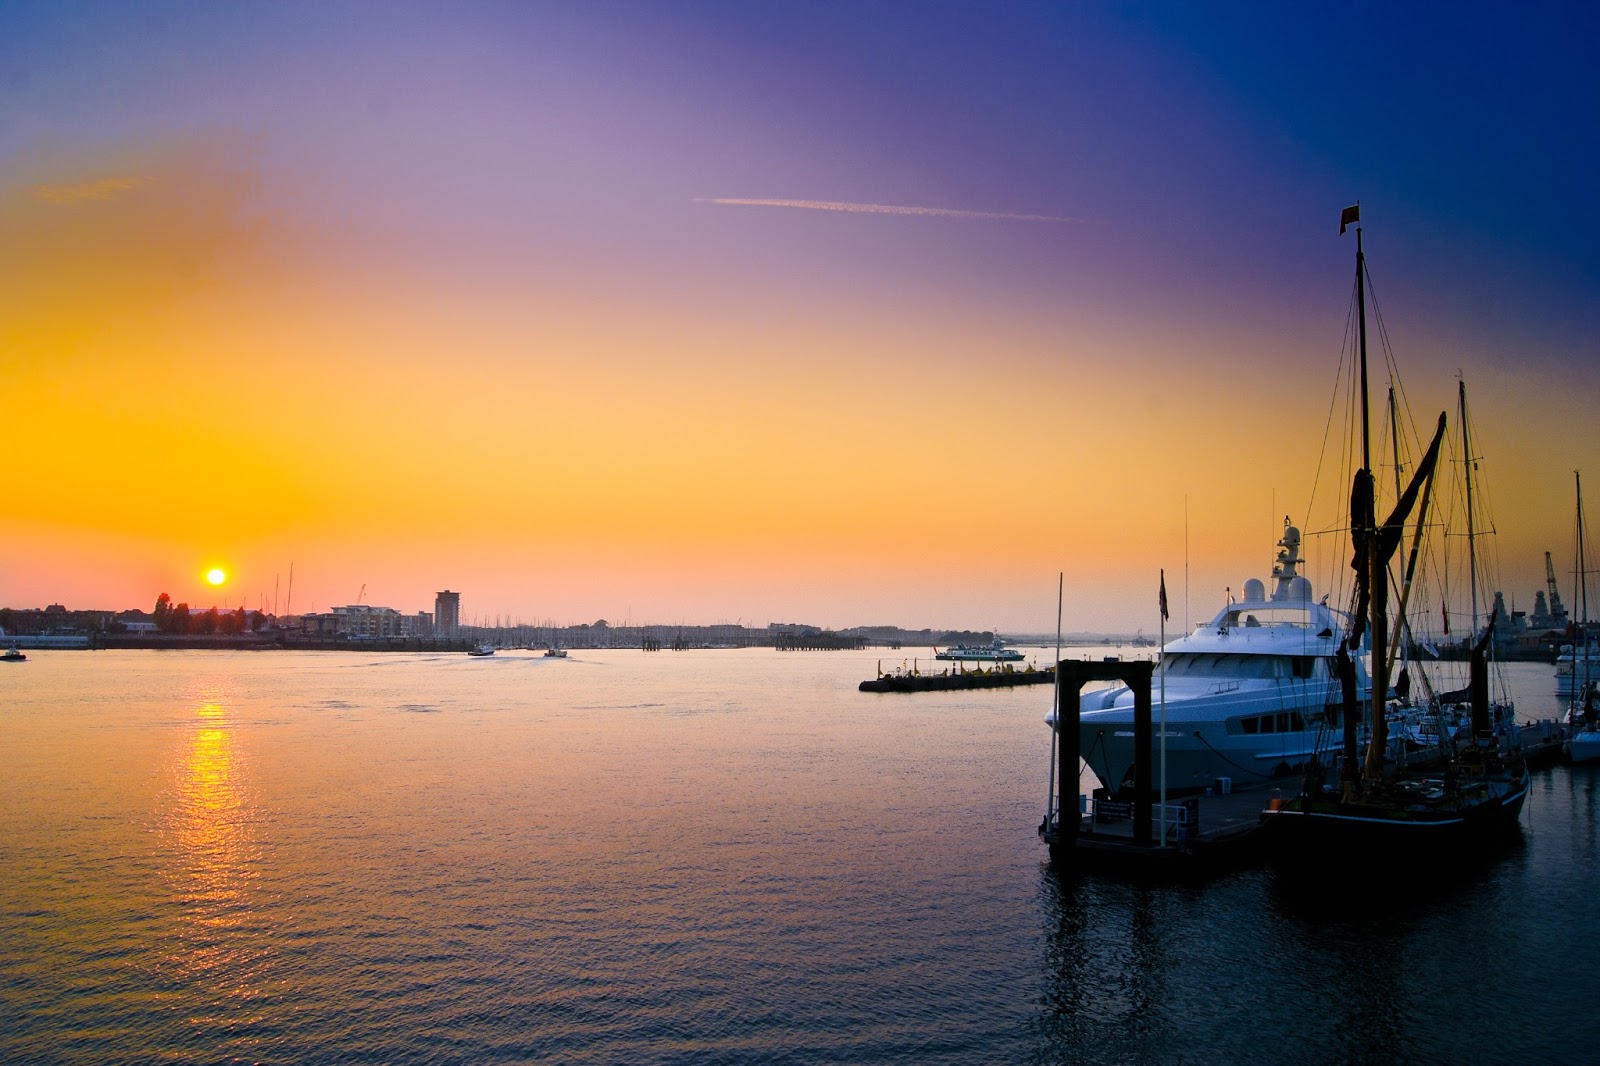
[1243,578,1266,602]
[1289,576,1313,601]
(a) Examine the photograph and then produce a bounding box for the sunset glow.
[2,4,1595,632]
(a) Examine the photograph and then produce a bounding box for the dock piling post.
[1049,660,1155,857]
[1133,679,1153,846]
[1056,667,1083,847]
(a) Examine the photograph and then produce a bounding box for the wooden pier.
[1040,656,1575,875]
[859,665,1054,693]
[1053,788,1278,873]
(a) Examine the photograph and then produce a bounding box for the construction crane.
[1546,553,1567,625]
[356,583,366,607]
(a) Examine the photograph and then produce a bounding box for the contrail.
[695,197,1081,224]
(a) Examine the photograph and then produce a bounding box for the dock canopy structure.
[1053,659,1156,847]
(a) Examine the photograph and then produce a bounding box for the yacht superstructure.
[1071,523,1359,792]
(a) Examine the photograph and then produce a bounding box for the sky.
[3,1,1597,634]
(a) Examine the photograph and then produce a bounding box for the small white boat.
[1568,683,1600,762]
[2,644,25,662]
[1396,704,1469,750]
[1555,640,1600,698]
[467,643,495,657]
[544,646,568,658]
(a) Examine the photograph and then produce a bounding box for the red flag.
[1159,569,1169,621]
[1339,204,1360,235]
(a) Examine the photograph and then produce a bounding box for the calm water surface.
[2,648,1596,1063]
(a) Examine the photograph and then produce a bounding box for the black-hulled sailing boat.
[1261,206,1529,856]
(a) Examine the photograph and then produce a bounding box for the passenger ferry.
[935,638,1024,662]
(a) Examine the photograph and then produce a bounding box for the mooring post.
[1056,668,1083,846]
[1133,676,1153,846]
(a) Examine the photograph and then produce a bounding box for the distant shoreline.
[15,634,1147,653]
[84,634,481,653]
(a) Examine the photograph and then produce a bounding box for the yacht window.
[1241,716,1259,734]
[1291,656,1316,679]
[1233,655,1275,679]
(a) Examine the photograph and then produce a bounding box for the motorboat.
[467,643,495,657]
[1067,521,1358,793]
[1556,639,1599,698]
[2,644,25,662]
[1569,683,1600,763]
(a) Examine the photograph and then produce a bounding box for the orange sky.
[3,8,1596,633]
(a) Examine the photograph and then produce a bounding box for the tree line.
[153,593,267,636]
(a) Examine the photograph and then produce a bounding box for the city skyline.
[4,2,1597,633]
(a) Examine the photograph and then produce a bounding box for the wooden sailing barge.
[1259,206,1529,859]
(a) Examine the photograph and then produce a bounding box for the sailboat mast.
[1045,573,1063,827]
[1461,380,1481,637]
[1357,221,1391,782]
[1357,230,1372,474]
[1579,471,1589,697]
[1389,384,1404,501]
[1579,471,1589,630]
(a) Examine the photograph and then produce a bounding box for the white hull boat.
[1556,641,1600,698]
[1060,523,1364,793]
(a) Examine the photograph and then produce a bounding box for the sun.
[205,568,227,586]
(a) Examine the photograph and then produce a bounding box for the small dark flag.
[1159,569,1169,622]
[1339,203,1360,235]
[1442,603,1450,635]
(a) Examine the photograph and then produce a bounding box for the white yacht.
[1069,522,1361,793]
[1569,683,1600,763]
[1555,640,1599,698]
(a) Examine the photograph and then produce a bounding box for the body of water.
[3,647,1596,1063]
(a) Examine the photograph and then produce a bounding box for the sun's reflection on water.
[161,699,269,997]
[177,704,249,908]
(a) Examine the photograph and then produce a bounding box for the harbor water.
[3,647,1596,1063]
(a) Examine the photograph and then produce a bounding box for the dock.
[859,666,1055,693]
[1049,787,1277,874]
[1040,657,1576,875]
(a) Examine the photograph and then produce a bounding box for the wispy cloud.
[33,176,148,204]
[695,197,1082,224]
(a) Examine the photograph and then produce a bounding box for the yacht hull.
[1075,683,1346,793]
[1570,730,1600,764]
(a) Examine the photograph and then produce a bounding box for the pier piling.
[1054,659,1155,851]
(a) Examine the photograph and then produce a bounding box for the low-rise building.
[301,605,430,640]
